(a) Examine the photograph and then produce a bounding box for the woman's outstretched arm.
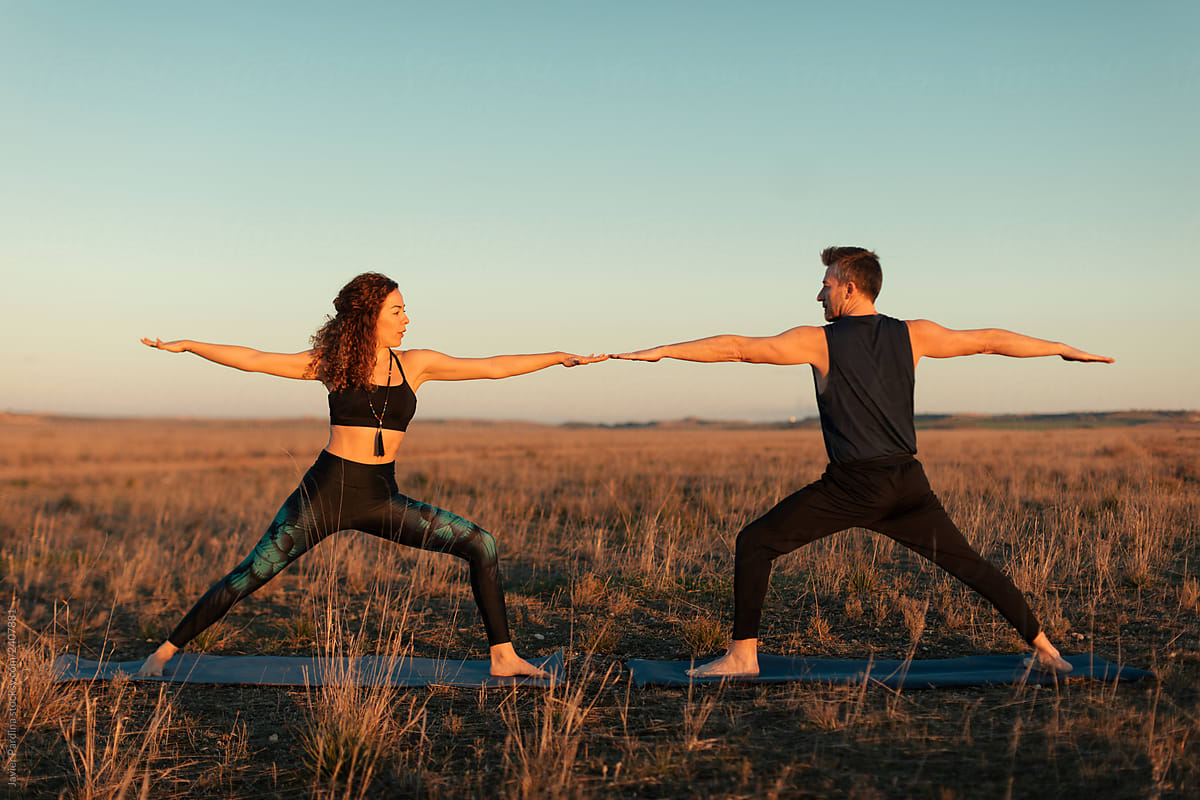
[403,349,606,389]
[141,338,315,380]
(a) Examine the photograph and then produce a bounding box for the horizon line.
[2,409,1196,427]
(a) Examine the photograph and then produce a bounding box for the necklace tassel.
[367,352,393,459]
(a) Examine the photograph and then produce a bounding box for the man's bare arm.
[906,320,1114,364]
[614,326,827,367]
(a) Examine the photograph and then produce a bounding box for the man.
[615,247,1113,676]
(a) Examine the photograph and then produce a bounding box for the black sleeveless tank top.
[328,350,417,431]
[813,314,917,464]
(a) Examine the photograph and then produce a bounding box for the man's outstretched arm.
[614,326,827,366]
[907,320,1114,364]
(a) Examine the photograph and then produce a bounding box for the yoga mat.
[52,649,563,688]
[626,652,1153,689]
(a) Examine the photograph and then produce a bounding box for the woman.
[137,273,603,677]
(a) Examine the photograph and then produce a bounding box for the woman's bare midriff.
[325,425,406,464]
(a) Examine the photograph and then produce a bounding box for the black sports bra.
[327,350,417,431]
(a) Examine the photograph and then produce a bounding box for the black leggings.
[167,450,511,648]
[733,455,1040,644]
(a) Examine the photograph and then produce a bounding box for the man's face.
[816,267,847,321]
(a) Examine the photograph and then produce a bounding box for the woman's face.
[374,289,409,348]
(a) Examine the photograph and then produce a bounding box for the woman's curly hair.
[308,272,399,391]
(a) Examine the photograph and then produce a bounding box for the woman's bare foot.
[136,641,179,677]
[686,638,760,678]
[1026,632,1073,674]
[489,642,551,678]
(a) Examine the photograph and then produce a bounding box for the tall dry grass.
[58,678,174,800]
[2,416,1198,797]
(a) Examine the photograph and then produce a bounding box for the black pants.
[168,450,511,648]
[732,454,1040,644]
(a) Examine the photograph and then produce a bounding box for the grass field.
[2,415,1198,798]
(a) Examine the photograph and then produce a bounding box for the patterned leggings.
[167,450,510,648]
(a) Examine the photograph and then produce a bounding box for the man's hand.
[611,348,664,362]
[1059,346,1114,363]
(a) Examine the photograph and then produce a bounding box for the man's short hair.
[821,246,882,301]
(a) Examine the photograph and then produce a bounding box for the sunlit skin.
[138,288,605,678]
[615,263,1113,677]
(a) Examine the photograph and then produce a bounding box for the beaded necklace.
[366,351,392,457]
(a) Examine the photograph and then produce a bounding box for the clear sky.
[2,1,1197,423]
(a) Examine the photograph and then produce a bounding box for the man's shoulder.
[899,317,941,333]
[776,324,827,338]
[881,313,914,325]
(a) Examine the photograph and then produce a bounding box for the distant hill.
[586,410,1198,431]
[909,410,1199,430]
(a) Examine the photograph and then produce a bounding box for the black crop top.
[327,350,417,431]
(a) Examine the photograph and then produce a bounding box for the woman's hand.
[562,353,609,367]
[141,337,189,353]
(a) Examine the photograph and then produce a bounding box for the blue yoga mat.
[625,652,1153,689]
[52,649,563,688]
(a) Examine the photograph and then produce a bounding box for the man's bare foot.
[136,641,178,677]
[686,638,760,678]
[489,642,551,678]
[1026,632,1073,674]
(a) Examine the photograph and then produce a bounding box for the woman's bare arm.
[141,338,315,380]
[402,348,606,389]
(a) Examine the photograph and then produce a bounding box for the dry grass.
[2,416,1199,797]
[58,678,175,800]
[297,587,430,799]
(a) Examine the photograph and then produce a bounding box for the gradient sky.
[2,1,1197,423]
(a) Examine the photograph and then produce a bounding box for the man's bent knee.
[735,523,778,564]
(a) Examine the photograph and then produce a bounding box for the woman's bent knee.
[458,529,499,568]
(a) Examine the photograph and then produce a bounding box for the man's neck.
[836,301,878,319]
